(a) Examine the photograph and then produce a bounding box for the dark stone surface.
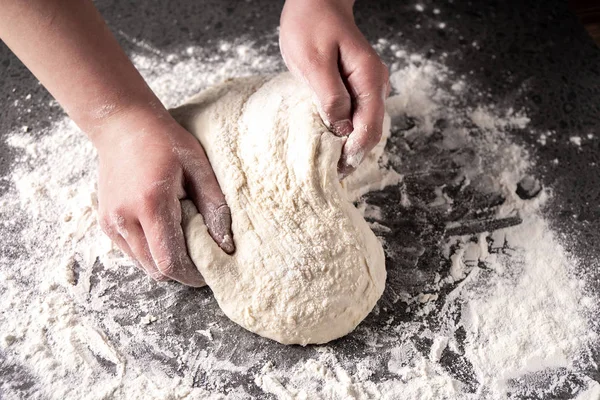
[0,0,599,398]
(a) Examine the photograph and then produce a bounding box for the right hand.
[279,0,390,178]
[93,107,234,287]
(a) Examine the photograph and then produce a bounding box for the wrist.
[86,100,175,150]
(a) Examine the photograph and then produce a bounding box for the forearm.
[0,0,165,141]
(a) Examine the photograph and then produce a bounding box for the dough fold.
[171,73,387,345]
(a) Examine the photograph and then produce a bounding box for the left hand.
[280,0,390,178]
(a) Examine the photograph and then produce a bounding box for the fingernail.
[337,161,356,180]
[337,136,365,179]
[220,234,235,254]
[337,153,357,180]
[332,119,353,137]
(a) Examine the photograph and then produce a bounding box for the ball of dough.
[172,73,387,345]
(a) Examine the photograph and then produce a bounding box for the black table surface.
[1,0,599,398]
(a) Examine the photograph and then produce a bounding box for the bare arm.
[280,0,390,177]
[0,0,234,286]
[0,0,158,134]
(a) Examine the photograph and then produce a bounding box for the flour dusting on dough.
[0,36,598,399]
[173,74,388,345]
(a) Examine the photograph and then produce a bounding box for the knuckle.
[140,188,164,213]
[321,93,351,115]
[99,212,118,235]
[99,208,130,237]
[99,216,115,237]
[139,180,176,216]
[155,257,177,277]
[141,187,160,203]
[149,269,170,282]
[359,55,389,84]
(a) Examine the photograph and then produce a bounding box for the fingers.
[279,0,388,177]
[338,50,389,178]
[205,203,234,253]
[140,200,206,287]
[100,203,205,287]
[302,53,354,136]
[279,3,353,137]
[101,215,167,282]
[287,38,389,177]
[184,145,235,255]
[123,222,168,282]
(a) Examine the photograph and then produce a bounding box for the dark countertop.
[1,1,599,398]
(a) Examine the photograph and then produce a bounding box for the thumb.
[183,144,235,255]
[181,200,230,275]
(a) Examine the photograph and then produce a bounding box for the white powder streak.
[0,36,598,399]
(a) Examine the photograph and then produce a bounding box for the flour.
[570,136,583,146]
[1,35,599,399]
[176,74,387,345]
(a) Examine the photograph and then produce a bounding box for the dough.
[172,73,389,345]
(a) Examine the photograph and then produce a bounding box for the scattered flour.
[0,33,598,400]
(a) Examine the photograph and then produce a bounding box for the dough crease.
[171,73,388,345]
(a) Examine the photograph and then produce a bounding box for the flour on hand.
[171,73,396,345]
[2,37,598,399]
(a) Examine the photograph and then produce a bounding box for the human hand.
[93,107,234,287]
[0,0,232,286]
[279,0,390,178]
